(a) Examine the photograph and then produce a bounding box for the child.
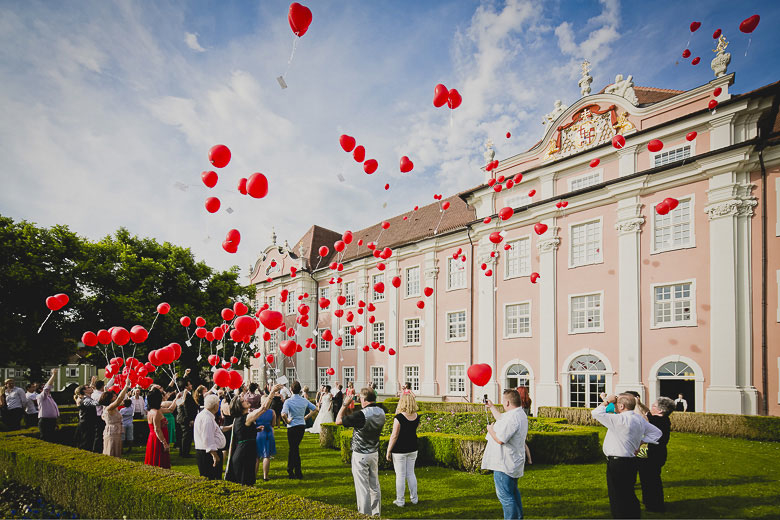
[120,399,134,452]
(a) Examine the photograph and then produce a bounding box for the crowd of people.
[3,369,680,520]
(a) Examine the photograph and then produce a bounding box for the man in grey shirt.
[336,387,386,516]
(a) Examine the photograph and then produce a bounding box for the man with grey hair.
[194,393,226,480]
[592,393,662,518]
[638,396,675,513]
[336,387,386,516]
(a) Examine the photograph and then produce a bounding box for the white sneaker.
[393,500,404,507]
[410,499,418,505]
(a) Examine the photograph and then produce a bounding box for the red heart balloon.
[447,89,462,109]
[416,300,425,309]
[534,223,548,235]
[708,99,718,110]
[280,340,297,357]
[739,14,760,34]
[467,364,492,386]
[391,276,401,288]
[691,57,701,66]
[590,158,600,168]
[647,139,663,153]
[433,83,449,107]
[339,134,356,152]
[205,197,220,213]
[258,310,284,330]
[489,231,503,244]
[423,287,433,297]
[655,201,670,215]
[363,159,378,175]
[209,144,231,168]
[498,207,514,221]
[612,135,626,149]
[288,2,313,37]
[400,156,414,173]
[201,170,218,188]
[686,131,697,142]
[712,28,721,39]
[352,145,366,163]
[214,368,230,387]
[689,21,701,32]
[246,172,269,199]
[663,197,679,211]
[373,282,385,294]
[530,272,540,284]
[713,87,722,97]
[682,49,691,59]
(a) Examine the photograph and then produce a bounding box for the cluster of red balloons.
[105,356,156,391]
[223,229,241,254]
[655,197,679,216]
[338,134,378,175]
[214,367,244,390]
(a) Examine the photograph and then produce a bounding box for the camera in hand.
[483,394,489,404]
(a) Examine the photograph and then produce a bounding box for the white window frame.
[267,296,276,311]
[404,318,421,346]
[651,193,696,254]
[504,236,532,279]
[372,273,385,302]
[650,279,697,329]
[343,281,355,307]
[286,290,296,315]
[446,363,467,396]
[319,287,330,300]
[66,367,79,378]
[267,331,277,354]
[286,368,296,382]
[343,366,355,387]
[370,366,385,392]
[568,217,603,268]
[651,141,695,167]
[317,328,330,351]
[447,257,467,290]
[445,310,468,342]
[504,301,532,338]
[318,367,329,387]
[403,365,420,392]
[342,326,355,349]
[568,291,605,334]
[568,168,603,192]
[372,321,386,345]
[404,265,421,298]
[251,368,260,383]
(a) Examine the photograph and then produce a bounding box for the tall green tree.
[0,216,253,381]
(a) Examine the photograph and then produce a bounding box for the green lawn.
[124,428,780,519]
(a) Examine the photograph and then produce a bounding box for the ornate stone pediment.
[543,104,635,162]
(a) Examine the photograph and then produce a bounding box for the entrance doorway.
[659,379,695,412]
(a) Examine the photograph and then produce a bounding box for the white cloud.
[184,32,205,52]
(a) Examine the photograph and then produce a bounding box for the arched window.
[656,360,697,412]
[568,354,606,408]
[505,364,530,389]
[657,361,695,378]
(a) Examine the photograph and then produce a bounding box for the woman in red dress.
[144,387,176,469]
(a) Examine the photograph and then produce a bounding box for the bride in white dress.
[307,386,334,434]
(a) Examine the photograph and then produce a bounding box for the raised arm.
[44,368,57,388]
[106,379,131,412]
[335,394,352,425]
[246,384,283,425]
[485,399,502,421]
[591,395,621,428]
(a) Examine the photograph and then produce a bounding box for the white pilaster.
[617,145,638,177]
[704,173,758,414]
[613,199,645,399]
[355,270,368,390]
[421,252,439,396]
[387,257,400,393]
[476,238,498,402]
[536,222,561,407]
[294,277,318,390]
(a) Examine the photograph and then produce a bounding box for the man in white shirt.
[279,384,293,401]
[25,383,40,428]
[592,393,662,519]
[2,378,29,430]
[194,394,226,480]
[674,393,688,412]
[481,389,528,520]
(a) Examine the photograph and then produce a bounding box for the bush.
[322,418,601,471]
[382,399,505,414]
[538,406,780,441]
[0,430,366,519]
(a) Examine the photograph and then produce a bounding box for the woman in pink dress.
[99,379,131,457]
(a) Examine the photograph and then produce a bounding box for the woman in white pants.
[386,393,420,507]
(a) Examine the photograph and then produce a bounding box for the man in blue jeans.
[281,381,316,479]
[481,389,528,519]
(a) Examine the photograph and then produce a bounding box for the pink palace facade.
[248,56,780,416]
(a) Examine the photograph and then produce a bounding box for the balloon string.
[37,311,53,334]
[148,313,160,334]
[433,203,445,235]
[745,37,752,57]
[282,35,300,80]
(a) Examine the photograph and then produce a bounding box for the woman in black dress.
[73,384,97,451]
[225,384,282,486]
[386,393,420,507]
[638,396,675,513]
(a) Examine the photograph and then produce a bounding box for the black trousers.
[93,417,105,453]
[287,425,306,476]
[606,457,640,519]
[179,424,194,456]
[26,412,38,428]
[638,456,667,512]
[38,417,57,442]
[196,449,223,480]
[3,408,24,430]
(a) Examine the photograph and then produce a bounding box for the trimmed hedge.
[0,429,366,519]
[320,418,600,471]
[382,398,504,414]
[538,406,780,441]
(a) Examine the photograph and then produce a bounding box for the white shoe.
[393,500,404,507]
[410,499,418,505]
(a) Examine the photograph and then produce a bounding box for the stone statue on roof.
[483,139,495,165]
[578,60,593,97]
[543,100,569,126]
[604,74,639,106]
[711,34,731,78]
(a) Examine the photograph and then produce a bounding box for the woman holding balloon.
[99,378,132,457]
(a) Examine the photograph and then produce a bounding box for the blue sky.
[0,0,777,277]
